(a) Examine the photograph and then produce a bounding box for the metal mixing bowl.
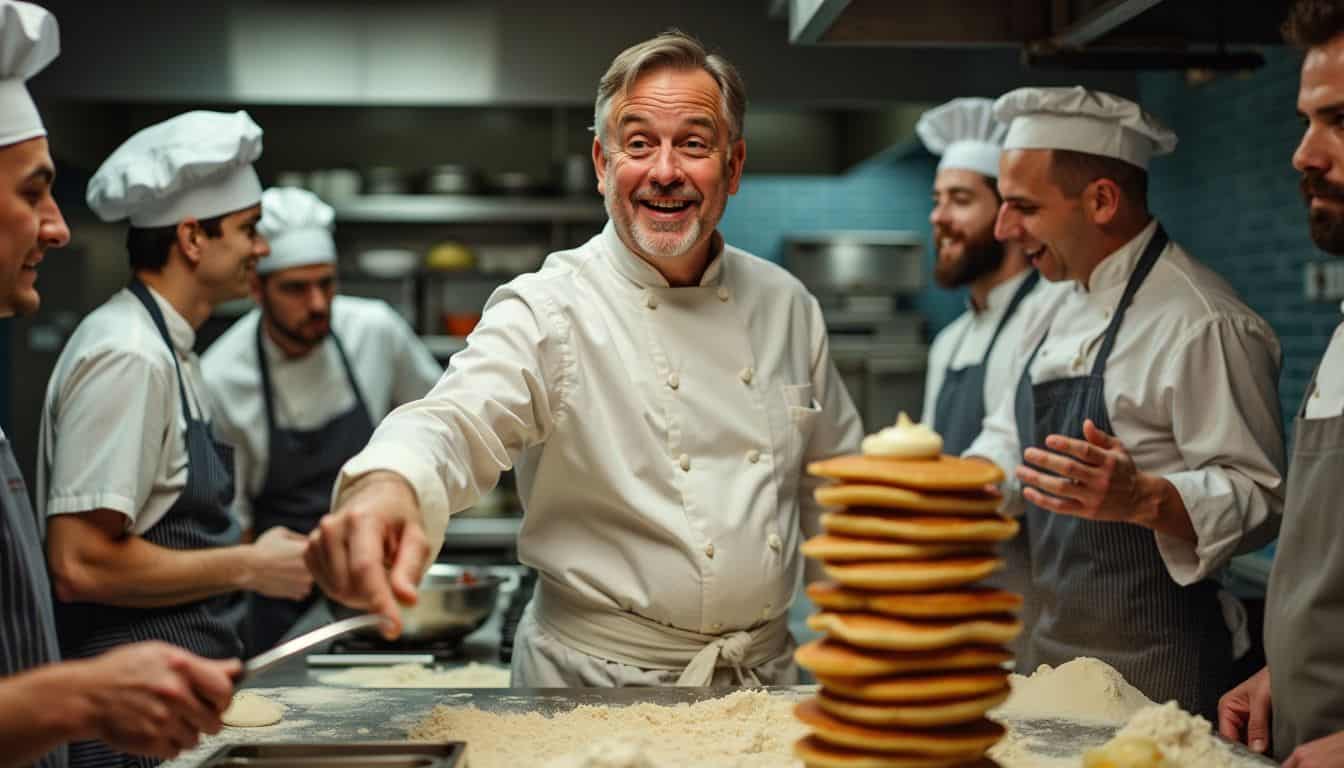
[333,564,503,644]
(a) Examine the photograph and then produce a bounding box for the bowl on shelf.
[425,241,475,272]
[357,248,418,278]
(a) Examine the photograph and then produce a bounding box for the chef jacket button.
[746,449,761,464]
[704,542,715,558]
[668,372,680,390]
[646,292,658,309]
[679,453,691,471]
[739,367,754,384]
[767,533,782,551]
[1313,387,1321,399]
[717,286,730,301]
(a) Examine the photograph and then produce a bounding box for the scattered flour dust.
[408,690,807,768]
[992,657,1156,724]
[318,662,512,688]
[1106,701,1239,768]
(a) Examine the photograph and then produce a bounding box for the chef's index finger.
[346,510,402,639]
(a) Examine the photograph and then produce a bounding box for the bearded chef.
[303,30,863,686]
[915,97,1050,651]
[203,186,442,654]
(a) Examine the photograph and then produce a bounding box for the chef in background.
[1219,1,1344,763]
[915,97,1050,647]
[0,4,237,765]
[38,110,312,768]
[203,186,442,654]
[966,87,1284,719]
[304,30,863,686]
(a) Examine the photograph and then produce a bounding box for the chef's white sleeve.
[333,283,570,556]
[1155,316,1285,585]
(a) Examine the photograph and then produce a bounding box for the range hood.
[787,0,1289,71]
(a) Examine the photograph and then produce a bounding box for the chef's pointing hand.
[1015,418,1195,542]
[307,471,431,639]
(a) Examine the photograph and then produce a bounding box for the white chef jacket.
[1304,307,1344,420]
[921,269,1049,427]
[966,221,1285,585]
[202,295,442,529]
[336,221,863,637]
[38,286,210,535]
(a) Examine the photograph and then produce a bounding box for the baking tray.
[198,742,465,768]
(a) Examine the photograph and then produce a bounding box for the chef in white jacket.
[305,31,863,686]
[203,186,442,654]
[966,87,1284,719]
[37,111,313,768]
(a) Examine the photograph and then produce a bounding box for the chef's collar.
[1082,218,1160,302]
[966,268,1034,317]
[140,283,197,354]
[600,220,725,289]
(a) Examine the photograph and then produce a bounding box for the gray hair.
[593,30,746,151]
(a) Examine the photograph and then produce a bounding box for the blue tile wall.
[1140,48,1339,432]
[719,148,967,335]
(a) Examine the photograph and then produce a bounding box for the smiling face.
[1295,32,1344,255]
[593,66,745,275]
[929,167,1005,288]
[194,204,269,304]
[993,148,1093,283]
[0,137,70,317]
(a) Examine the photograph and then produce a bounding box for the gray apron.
[1265,364,1344,759]
[933,270,1040,655]
[245,322,374,655]
[1013,225,1233,720]
[0,434,66,768]
[62,280,244,768]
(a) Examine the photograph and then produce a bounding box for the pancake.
[794,736,988,768]
[807,613,1023,652]
[794,639,1013,678]
[796,699,1005,756]
[816,484,1002,514]
[823,558,1002,591]
[807,583,1023,619]
[815,687,1011,728]
[813,670,1009,703]
[808,454,1004,492]
[802,535,994,562]
[821,511,1019,543]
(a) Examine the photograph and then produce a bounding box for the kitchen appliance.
[784,231,929,429]
[331,564,503,645]
[200,743,466,768]
[425,164,478,195]
[358,248,418,278]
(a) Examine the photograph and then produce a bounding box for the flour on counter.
[318,662,511,688]
[992,657,1156,724]
[1108,701,1238,768]
[409,689,807,768]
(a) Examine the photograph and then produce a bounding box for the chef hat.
[86,110,264,227]
[915,97,1006,179]
[0,1,58,148]
[994,86,1177,170]
[255,187,336,276]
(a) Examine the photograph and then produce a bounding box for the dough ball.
[221,691,284,727]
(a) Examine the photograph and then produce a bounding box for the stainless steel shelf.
[332,194,606,223]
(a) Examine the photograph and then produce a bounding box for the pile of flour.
[1107,701,1239,768]
[992,657,1156,724]
[409,690,807,768]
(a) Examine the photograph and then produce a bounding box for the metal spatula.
[240,613,385,680]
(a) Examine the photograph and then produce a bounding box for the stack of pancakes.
[792,453,1024,768]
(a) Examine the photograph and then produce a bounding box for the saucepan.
[331,564,503,644]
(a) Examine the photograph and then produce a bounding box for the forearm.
[1135,473,1197,543]
[50,516,257,607]
[0,664,95,766]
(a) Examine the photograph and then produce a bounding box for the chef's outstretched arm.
[311,284,565,636]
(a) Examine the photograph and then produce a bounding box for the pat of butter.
[860,412,942,459]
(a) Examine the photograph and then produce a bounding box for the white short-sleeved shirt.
[202,295,443,528]
[1303,310,1344,420]
[38,286,209,535]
